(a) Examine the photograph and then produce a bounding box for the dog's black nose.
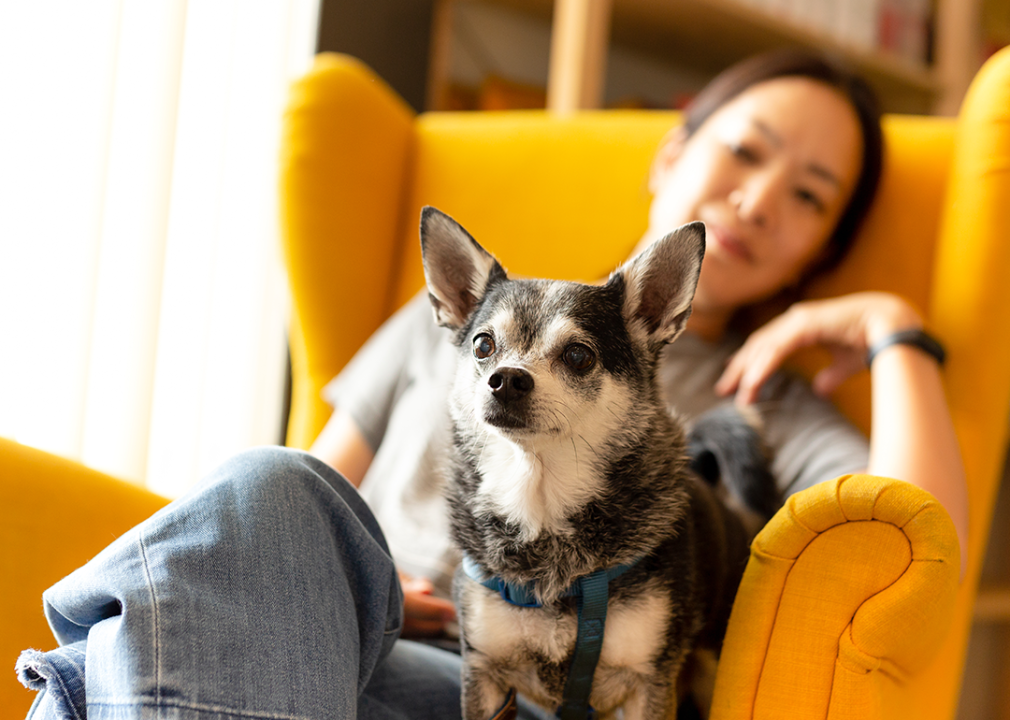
[488,367,534,403]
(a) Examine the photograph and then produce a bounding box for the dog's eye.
[473,334,496,359]
[562,344,595,371]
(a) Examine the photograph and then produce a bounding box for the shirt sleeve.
[322,294,436,453]
[758,373,870,497]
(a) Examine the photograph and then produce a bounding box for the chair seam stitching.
[756,518,915,718]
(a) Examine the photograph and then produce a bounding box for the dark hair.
[683,48,884,277]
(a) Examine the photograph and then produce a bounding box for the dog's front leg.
[461,654,514,720]
[619,677,680,720]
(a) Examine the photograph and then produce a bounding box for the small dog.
[419,207,776,720]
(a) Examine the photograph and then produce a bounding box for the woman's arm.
[715,292,969,578]
[309,408,458,634]
[867,341,968,570]
[309,408,374,489]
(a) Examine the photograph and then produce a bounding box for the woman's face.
[648,76,864,319]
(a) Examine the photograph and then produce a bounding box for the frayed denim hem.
[17,643,88,720]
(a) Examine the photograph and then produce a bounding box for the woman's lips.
[708,225,754,263]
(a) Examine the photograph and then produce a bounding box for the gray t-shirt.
[324,294,869,597]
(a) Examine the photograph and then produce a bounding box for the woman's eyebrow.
[806,163,842,187]
[753,119,842,188]
[752,119,783,147]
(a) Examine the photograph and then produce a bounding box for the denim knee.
[32,445,404,719]
[186,445,391,561]
[208,445,342,499]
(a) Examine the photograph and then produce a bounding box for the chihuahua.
[419,207,776,720]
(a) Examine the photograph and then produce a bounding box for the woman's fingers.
[716,308,815,404]
[398,571,457,639]
[715,296,880,404]
[403,591,457,637]
[811,350,865,396]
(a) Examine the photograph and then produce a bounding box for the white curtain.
[0,0,321,497]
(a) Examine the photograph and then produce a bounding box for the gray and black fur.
[419,207,778,720]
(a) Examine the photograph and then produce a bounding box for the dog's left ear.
[615,221,706,346]
[420,206,506,329]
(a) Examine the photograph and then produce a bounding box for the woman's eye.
[796,188,826,213]
[562,344,595,371]
[473,334,496,359]
[728,142,759,164]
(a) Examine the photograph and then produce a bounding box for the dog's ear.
[420,206,505,329]
[615,221,706,346]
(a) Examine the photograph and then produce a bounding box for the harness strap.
[557,570,609,720]
[461,556,639,720]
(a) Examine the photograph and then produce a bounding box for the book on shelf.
[734,0,930,66]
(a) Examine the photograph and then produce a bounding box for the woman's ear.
[648,126,688,195]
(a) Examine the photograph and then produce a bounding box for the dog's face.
[461,279,632,438]
[420,207,705,535]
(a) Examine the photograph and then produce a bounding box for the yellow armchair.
[278,50,1010,719]
[2,48,1008,719]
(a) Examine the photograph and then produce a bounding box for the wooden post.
[427,0,457,111]
[547,0,613,113]
[933,0,983,116]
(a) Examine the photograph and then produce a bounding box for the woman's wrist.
[863,294,923,348]
[860,295,949,368]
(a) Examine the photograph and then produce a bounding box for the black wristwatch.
[865,328,946,367]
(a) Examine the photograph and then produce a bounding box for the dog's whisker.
[475,430,491,469]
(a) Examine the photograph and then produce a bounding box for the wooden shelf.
[478,0,941,113]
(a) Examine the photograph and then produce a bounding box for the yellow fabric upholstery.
[711,475,960,719]
[0,437,169,716]
[3,48,1008,719]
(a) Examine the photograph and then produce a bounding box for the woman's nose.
[731,169,784,229]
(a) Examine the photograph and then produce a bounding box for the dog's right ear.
[615,221,706,347]
[420,207,505,329]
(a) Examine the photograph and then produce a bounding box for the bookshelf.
[429,0,986,115]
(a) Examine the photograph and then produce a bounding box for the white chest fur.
[460,579,672,714]
[473,432,602,541]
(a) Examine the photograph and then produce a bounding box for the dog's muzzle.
[484,367,534,430]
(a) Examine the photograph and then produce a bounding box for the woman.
[18,50,967,720]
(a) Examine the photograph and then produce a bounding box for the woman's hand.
[399,570,457,639]
[715,292,923,405]
[717,290,968,579]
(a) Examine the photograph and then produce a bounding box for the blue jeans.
[16,447,549,720]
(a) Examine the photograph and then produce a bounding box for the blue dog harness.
[461,555,640,720]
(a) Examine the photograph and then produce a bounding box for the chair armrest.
[710,474,960,720]
[0,437,169,716]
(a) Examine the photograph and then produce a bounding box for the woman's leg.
[17,447,463,720]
